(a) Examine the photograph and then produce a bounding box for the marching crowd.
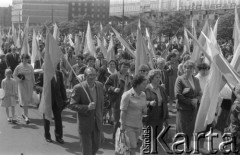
[0,29,239,155]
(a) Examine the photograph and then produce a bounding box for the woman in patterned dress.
[13,54,35,124]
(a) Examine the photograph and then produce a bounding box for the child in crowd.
[1,69,18,123]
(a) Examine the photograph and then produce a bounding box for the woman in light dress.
[1,69,18,122]
[13,54,35,124]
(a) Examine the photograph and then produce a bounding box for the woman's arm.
[120,92,130,130]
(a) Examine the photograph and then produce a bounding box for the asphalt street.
[0,103,226,155]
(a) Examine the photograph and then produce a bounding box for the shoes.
[7,118,12,123]
[22,114,30,124]
[45,138,53,143]
[56,138,64,144]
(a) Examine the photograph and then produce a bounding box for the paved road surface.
[0,103,225,155]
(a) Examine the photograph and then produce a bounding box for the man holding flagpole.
[69,67,104,155]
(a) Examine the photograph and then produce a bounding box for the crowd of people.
[0,27,239,155]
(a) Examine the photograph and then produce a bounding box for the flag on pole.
[83,21,96,57]
[12,23,17,45]
[31,29,41,68]
[53,23,59,42]
[107,35,115,61]
[233,6,240,54]
[191,19,210,64]
[135,27,149,75]
[111,27,135,58]
[68,34,75,47]
[0,31,3,55]
[146,27,156,58]
[38,33,63,121]
[74,34,81,55]
[97,36,107,58]
[21,17,30,55]
[181,27,191,56]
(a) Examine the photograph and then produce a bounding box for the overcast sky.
[0,0,12,7]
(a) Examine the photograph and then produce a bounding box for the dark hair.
[76,54,84,60]
[197,63,210,70]
[132,74,147,88]
[108,59,117,66]
[118,59,130,68]
[21,53,30,60]
[166,52,176,61]
[86,55,96,63]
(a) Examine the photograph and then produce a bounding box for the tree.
[156,12,187,39]
[218,12,234,41]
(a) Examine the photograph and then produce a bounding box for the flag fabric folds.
[135,28,149,75]
[107,35,115,61]
[111,27,135,58]
[83,21,96,57]
[31,29,41,68]
[38,33,63,121]
[233,6,240,54]
[21,17,30,55]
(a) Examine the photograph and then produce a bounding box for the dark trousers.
[79,122,100,155]
[112,108,120,139]
[43,103,63,139]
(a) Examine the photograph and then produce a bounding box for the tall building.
[68,0,110,23]
[109,0,141,17]
[12,0,68,24]
[0,6,12,27]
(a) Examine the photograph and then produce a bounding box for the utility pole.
[51,5,54,24]
[122,0,124,36]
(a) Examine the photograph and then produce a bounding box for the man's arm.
[68,85,90,115]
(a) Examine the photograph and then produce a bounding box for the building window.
[92,8,94,12]
[85,8,87,12]
[72,2,75,6]
[92,3,94,6]
[72,8,75,11]
[92,14,94,18]
[85,3,87,6]
[103,15,105,18]
[78,8,81,11]
[72,13,75,17]
[97,14,100,18]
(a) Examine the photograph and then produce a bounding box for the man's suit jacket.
[69,81,104,134]
[35,71,67,110]
[5,52,20,71]
[104,73,132,109]
[175,74,202,111]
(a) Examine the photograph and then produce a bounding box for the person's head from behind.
[84,67,97,84]
[97,52,104,60]
[21,53,30,63]
[5,68,12,79]
[197,63,210,77]
[86,55,96,67]
[132,74,148,92]
[138,64,150,77]
[118,60,130,75]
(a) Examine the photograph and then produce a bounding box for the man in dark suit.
[5,45,20,71]
[104,60,132,140]
[69,67,104,155]
[35,69,67,144]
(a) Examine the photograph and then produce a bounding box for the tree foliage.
[218,12,234,41]
[156,12,187,38]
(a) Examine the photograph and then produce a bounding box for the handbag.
[31,91,40,106]
[115,128,130,155]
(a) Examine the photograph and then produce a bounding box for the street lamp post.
[122,0,124,36]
